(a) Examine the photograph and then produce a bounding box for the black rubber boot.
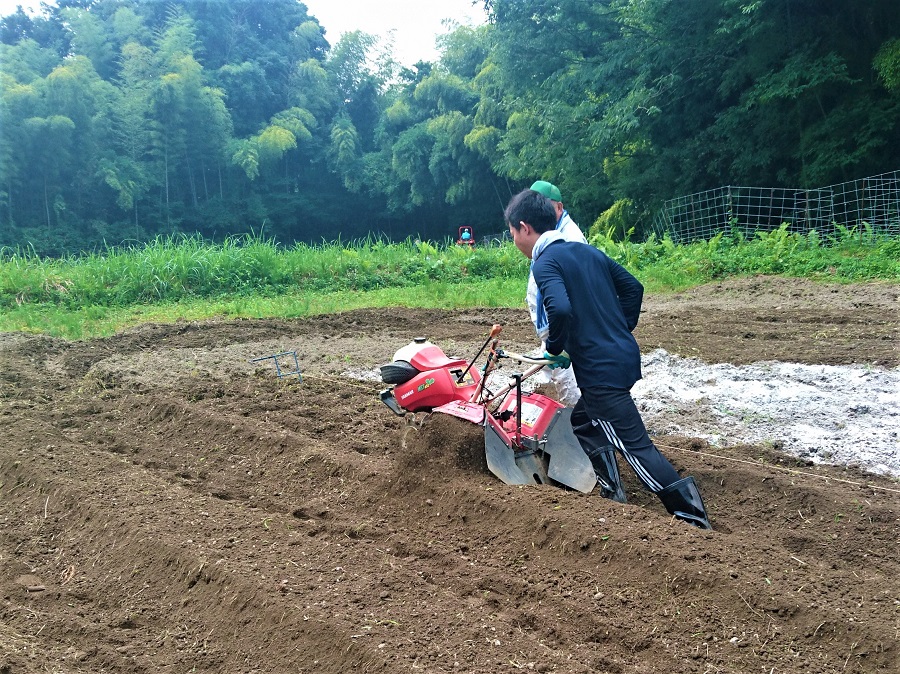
[657,476,712,530]
[593,447,628,503]
[583,445,627,503]
[571,419,627,503]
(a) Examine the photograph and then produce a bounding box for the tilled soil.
[1,276,898,674]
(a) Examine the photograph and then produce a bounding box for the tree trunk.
[186,149,198,208]
[44,176,51,231]
[164,136,170,228]
[201,157,209,203]
[6,178,12,228]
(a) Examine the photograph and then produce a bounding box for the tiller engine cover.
[379,339,480,415]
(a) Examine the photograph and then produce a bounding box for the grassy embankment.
[1,224,897,339]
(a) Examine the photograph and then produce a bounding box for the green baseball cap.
[530,180,562,202]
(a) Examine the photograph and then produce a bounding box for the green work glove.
[542,350,571,370]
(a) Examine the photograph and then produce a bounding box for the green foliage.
[2,0,900,256]
[2,231,896,339]
[486,0,900,221]
[590,199,638,241]
[617,225,900,290]
[874,38,900,92]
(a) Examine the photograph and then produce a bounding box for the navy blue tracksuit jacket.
[532,240,644,391]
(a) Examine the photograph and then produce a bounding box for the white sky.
[0,0,41,15]
[0,0,488,67]
[302,0,487,66]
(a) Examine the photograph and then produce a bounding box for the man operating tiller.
[525,180,586,408]
[504,188,712,529]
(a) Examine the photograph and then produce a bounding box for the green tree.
[485,0,900,231]
[60,6,116,79]
[874,38,900,93]
[0,37,60,82]
[22,114,76,230]
[0,72,39,226]
[141,8,234,229]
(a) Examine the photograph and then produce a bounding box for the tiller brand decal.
[507,400,543,428]
[454,372,475,387]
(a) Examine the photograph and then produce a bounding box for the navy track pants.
[571,386,681,492]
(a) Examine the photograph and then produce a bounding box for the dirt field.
[1,276,898,674]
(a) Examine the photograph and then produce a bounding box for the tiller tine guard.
[484,415,550,486]
[380,389,404,416]
[542,407,597,493]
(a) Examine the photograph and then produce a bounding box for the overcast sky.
[0,0,488,67]
[303,0,486,66]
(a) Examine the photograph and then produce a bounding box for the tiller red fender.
[379,326,596,493]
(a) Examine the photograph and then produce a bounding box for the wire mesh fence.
[652,170,900,243]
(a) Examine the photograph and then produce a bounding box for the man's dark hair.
[504,189,556,234]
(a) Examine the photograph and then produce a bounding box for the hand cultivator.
[379,325,597,492]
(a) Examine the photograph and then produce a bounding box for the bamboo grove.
[1,0,899,255]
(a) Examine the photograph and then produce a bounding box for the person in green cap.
[525,180,586,408]
[529,180,583,242]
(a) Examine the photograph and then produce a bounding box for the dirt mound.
[1,277,898,673]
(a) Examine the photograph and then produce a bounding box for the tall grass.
[1,226,897,338]
[588,222,900,291]
[0,233,529,310]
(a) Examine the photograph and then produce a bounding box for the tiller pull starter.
[379,327,596,493]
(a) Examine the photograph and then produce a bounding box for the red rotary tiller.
[379,325,596,492]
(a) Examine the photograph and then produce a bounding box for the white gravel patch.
[634,349,900,477]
